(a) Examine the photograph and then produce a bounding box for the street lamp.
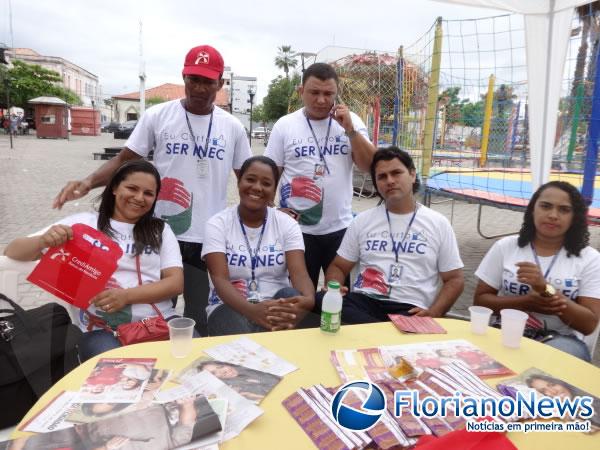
[248,85,256,145]
[294,51,317,74]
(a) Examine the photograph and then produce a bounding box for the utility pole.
[248,85,256,145]
[138,20,146,116]
[1,44,12,149]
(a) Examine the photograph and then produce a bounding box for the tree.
[146,96,167,107]
[261,74,301,122]
[274,45,298,80]
[0,60,81,108]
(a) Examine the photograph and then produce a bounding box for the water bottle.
[320,281,342,334]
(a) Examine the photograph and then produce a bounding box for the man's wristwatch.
[540,283,556,297]
[345,129,357,139]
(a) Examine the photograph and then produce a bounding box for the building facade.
[222,70,257,130]
[112,83,231,123]
[8,48,101,108]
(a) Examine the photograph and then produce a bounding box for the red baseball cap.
[182,45,224,80]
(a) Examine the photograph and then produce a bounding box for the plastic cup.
[168,318,195,358]
[500,309,528,348]
[468,306,493,335]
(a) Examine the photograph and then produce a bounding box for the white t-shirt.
[46,212,182,331]
[126,100,251,243]
[201,206,305,316]
[475,235,600,336]
[264,107,370,235]
[337,204,464,309]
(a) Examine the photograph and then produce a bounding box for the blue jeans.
[208,287,301,336]
[544,334,591,362]
[78,316,200,362]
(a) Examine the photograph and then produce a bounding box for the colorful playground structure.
[317,6,600,216]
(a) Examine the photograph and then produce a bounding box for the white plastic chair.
[581,322,600,356]
[0,255,37,301]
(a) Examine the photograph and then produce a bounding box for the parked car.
[101,121,121,133]
[114,120,137,139]
[24,116,35,130]
[251,127,269,139]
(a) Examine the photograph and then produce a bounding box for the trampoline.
[425,168,600,236]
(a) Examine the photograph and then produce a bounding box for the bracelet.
[345,129,357,139]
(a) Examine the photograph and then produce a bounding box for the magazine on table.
[380,339,513,378]
[19,369,171,433]
[19,391,80,433]
[497,367,600,433]
[78,357,156,403]
[175,398,228,450]
[155,370,263,442]
[1,394,221,450]
[203,336,297,376]
[68,368,171,424]
[176,355,281,404]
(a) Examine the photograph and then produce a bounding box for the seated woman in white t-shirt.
[202,155,315,335]
[474,181,600,361]
[4,160,183,361]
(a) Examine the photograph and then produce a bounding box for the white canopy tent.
[435,0,591,190]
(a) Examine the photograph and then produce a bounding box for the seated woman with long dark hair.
[202,155,315,335]
[4,160,183,361]
[474,181,600,361]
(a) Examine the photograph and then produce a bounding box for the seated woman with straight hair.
[4,160,183,361]
[202,155,315,335]
[474,180,600,361]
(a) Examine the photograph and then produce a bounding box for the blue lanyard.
[304,110,332,174]
[238,208,268,283]
[385,205,419,263]
[184,108,214,159]
[530,243,560,279]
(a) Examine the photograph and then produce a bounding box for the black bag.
[0,293,82,428]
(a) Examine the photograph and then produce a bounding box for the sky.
[1,0,507,103]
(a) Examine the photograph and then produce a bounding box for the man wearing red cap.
[53,45,252,336]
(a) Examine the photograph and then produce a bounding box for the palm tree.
[568,3,600,124]
[274,45,298,80]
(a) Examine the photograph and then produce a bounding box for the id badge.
[313,163,325,180]
[388,263,403,283]
[196,159,209,179]
[248,279,260,302]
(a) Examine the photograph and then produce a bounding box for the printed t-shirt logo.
[280,176,323,225]
[354,266,390,298]
[157,177,193,235]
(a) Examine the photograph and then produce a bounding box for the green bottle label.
[320,311,341,333]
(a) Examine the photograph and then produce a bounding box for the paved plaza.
[1,132,599,365]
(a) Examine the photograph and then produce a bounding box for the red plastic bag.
[28,223,123,308]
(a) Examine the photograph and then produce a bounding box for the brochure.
[497,367,600,433]
[177,356,281,404]
[388,314,447,334]
[19,391,80,433]
[1,394,221,450]
[78,357,156,403]
[203,336,297,376]
[68,368,170,424]
[381,339,513,378]
[155,371,263,442]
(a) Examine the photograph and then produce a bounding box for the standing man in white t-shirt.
[265,62,376,291]
[52,45,252,336]
[324,147,464,323]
